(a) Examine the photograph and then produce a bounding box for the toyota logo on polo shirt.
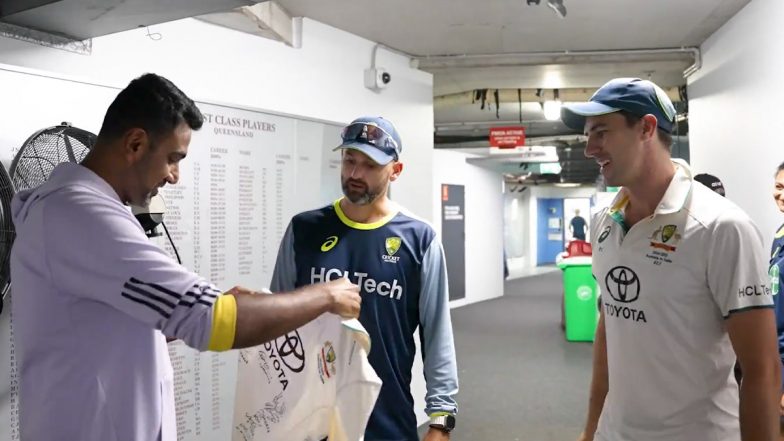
[605,266,640,303]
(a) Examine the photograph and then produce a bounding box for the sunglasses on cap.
[341,122,399,153]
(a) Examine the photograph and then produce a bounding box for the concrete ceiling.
[274,0,750,184]
[275,0,750,56]
[0,0,260,40]
[0,0,749,183]
[276,0,751,93]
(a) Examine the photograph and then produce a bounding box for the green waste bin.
[557,256,599,342]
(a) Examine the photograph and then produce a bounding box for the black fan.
[10,122,96,191]
[0,123,96,315]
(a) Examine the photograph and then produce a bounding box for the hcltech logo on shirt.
[310,267,403,300]
[604,266,648,323]
[737,283,771,299]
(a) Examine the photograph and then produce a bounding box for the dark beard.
[341,179,380,205]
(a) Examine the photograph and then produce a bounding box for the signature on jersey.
[234,392,287,441]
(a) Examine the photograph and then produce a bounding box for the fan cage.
[0,162,13,302]
[10,124,96,192]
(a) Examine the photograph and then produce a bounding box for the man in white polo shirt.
[10,73,361,441]
[562,78,781,441]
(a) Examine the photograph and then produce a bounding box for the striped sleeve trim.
[121,278,219,319]
[184,282,220,307]
[723,304,774,319]
[121,292,172,319]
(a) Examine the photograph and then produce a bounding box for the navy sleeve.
[271,221,297,293]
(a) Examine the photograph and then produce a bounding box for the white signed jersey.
[233,315,381,441]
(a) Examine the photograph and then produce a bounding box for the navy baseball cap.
[334,116,403,165]
[561,78,678,133]
[694,173,726,197]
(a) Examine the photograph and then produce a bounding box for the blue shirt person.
[569,209,587,241]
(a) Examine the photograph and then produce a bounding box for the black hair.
[618,110,672,149]
[97,73,203,142]
[777,161,784,175]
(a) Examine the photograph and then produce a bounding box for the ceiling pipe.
[417,47,701,78]
[682,47,701,78]
[434,86,682,108]
[435,119,555,129]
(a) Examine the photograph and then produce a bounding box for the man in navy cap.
[694,173,726,197]
[271,117,459,441]
[563,78,780,441]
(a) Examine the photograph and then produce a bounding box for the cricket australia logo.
[317,341,337,384]
[649,224,681,252]
[383,237,401,263]
[661,225,677,243]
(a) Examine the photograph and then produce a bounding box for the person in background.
[569,208,587,241]
[695,173,726,197]
[769,162,784,432]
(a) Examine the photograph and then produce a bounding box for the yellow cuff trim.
[429,412,453,418]
[208,294,237,351]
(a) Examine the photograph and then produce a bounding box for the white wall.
[688,0,784,238]
[504,190,527,258]
[504,189,531,275]
[433,150,505,308]
[0,17,438,429]
[0,17,435,221]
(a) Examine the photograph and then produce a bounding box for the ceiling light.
[554,182,580,188]
[547,0,567,18]
[543,100,562,121]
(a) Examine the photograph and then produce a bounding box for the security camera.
[364,67,390,91]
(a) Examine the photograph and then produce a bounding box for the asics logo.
[321,236,339,252]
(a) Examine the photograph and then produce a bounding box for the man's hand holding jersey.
[226,277,360,319]
[223,278,361,349]
[321,277,362,319]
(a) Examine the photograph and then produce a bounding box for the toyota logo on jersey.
[605,266,640,303]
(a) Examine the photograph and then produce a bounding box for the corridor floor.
[424,272,594,441]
